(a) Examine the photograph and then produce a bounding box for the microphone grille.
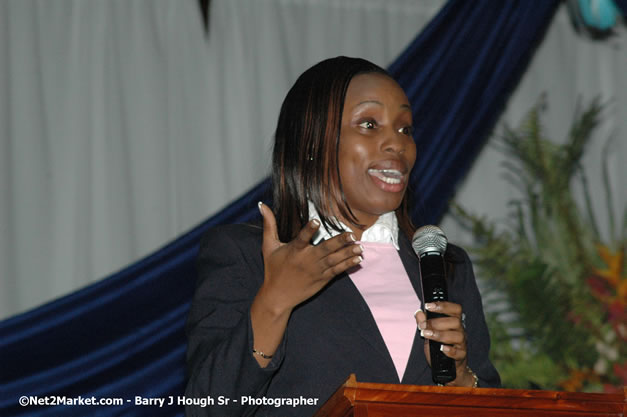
[412,225,448,256]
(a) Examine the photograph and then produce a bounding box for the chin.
[367,199,402,215]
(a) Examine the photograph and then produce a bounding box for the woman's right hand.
[250,203,363,366]
[256,202,363,315]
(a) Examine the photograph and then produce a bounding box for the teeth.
[368,169,403,184]
[380,177,401,184]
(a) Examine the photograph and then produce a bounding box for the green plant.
[453,96,626,392]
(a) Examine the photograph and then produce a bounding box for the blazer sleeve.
[184,224,286,416]
[447,244,501,388]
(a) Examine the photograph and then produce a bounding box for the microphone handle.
[420,254,456,385]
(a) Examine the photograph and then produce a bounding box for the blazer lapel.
[397,234,431,384]
[320,272,399,381]
[397,234,424,305]
[315,234,431,385]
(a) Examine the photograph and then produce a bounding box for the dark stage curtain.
[615,0,627,15]
[0,1,558,416]
[389,1,560,225]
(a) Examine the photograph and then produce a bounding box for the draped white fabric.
[0,0,214,319]
[1,0,625,320]
[0,0,444,319]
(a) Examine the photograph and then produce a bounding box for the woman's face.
[336,73,416,230]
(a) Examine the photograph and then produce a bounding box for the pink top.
[348,241,422,380]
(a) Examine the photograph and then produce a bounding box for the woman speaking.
[185,56,500,416]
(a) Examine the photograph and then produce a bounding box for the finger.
[259,202,281,252]
[420,328,465,346]
[318,240,362,269]
[314,232,356,255]
[292,218,321,249]
[320,253,362,280]
[415,309,428,331]
[439,343,467,361]
[425,301,462,318]
[428,316,464,332]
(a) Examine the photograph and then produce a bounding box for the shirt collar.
[307,200,399,250]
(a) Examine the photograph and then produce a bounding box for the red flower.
[586,276,611,300]
[608,301,626,322]
[613,362,627,385]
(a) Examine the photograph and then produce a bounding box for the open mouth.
[367,168,404,185]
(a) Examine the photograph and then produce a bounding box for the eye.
[358,119,377,129]
[398,125,414,136]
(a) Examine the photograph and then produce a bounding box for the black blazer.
[185,223,500,417]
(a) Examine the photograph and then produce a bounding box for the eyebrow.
[354,100,411,110]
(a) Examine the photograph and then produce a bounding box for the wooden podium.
[313,374,626,417]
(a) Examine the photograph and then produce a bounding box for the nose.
[381,129,407,155]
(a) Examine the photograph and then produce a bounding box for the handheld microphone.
[412,225,456,385]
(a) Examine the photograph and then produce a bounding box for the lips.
[367,168,403,184]
[366,160,408,192]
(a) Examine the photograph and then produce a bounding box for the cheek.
[407,142,417,169]
[339,142,370,183]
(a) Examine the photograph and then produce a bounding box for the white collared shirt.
[307,201,399,249]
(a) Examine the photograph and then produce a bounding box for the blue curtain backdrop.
[615,0,627,15]
[0,1,559,416]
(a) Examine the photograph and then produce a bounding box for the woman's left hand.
[415,302,475,387]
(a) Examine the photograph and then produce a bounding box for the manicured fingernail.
[440,345,450,353]
[418,321,427,330]
[311,219,320,228]
[354,256,363,264]
[414,308,422,318]
[353,245,363,254]
[420,329,433,338]
[258,201,263,213]
[349,233,356,241]
[425,303,437,311]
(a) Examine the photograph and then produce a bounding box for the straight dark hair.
[272,56,415,243]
